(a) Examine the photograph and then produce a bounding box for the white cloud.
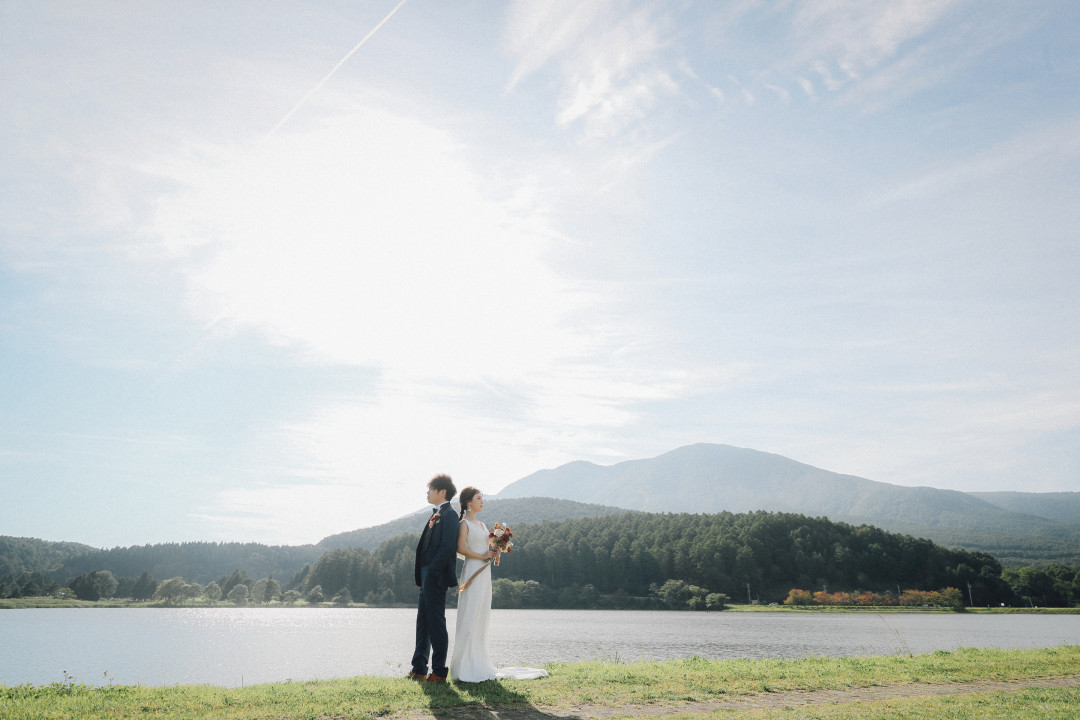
[764,83,791,104]
[795,75,816,99]
[505,1,681,141]
[789,0,963,76]
[503,0,617,92]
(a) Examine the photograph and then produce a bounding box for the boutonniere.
[428,512,442,529]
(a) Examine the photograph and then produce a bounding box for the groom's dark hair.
[428,474,457,501]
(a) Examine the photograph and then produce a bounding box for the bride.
[449,487,548,683]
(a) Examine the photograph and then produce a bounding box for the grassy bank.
[0,598,141,609]
[5,597,1077,613]
[2,646,1078,720]
[730,603,1080,614]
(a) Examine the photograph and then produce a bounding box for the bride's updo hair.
[458,486,481,519]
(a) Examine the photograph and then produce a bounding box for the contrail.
[263,0,411,141]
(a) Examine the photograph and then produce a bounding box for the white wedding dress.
[450,518,548,683]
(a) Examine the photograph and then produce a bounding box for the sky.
[3,0,1079,549]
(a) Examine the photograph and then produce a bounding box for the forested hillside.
[8,511,1075,607]
[51,542,322,585]
[288,510,1012,608]
[486,511,1008,602]
[0,536,95,582]
[317,497,628,550]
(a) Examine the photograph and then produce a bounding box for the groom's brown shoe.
[406,672,426,681]
[425,673,447,683]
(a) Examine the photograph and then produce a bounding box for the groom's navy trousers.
[412,566,450,677]
[412,505,459,678]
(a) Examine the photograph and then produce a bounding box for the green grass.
[0,598,385,610]
[728,603,1080,614]
[729,603,960,613]
[2,646,1078,720]
[0,598,138,609]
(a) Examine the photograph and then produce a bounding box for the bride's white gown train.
[450,518,548,682]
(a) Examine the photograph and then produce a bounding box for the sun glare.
[157,108,584,382]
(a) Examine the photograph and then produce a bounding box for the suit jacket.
[414,503,461,589]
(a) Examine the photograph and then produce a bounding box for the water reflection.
[2,608,1077,687]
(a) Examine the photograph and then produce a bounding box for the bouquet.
[489,522,513,565]
[458,522,513,593]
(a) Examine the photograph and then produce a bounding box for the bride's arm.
[456,521,494,561]
[456,521,471,558]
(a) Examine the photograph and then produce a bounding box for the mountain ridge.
[496,443,1080,563]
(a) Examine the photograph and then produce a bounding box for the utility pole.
[747,582,752,605]
[967,582,974,608]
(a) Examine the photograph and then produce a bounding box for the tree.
[653,579,689,608]
[182,581,203,605]
[332,586,353,606]
[227,584,249,605]
[69,571,118,601]
[154,577,188,605]
[217,569,253,599]
[705,592,730,610]
[306,585,324,605]
[204,581,222,605]
[131,572,158,601]
[282,589,302,605]
[95,571,119,600]
[251,578,269,605]
[493,578,523,608]
[784,588,814,606]
[264,578,281,604]
[521,580,550,608]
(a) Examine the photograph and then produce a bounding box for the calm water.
[2,608,1077,688]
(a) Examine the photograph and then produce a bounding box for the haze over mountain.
[317,497,629,551]
[968,492,1080,526]
[496,443,1080,565]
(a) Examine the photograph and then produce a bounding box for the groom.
[408,473,460,683]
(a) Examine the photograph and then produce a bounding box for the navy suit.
[411,503,460,677]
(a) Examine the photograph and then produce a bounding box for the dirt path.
[417,675,1080,720]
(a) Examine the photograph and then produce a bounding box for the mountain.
[496,443,1080,565]
[317,497,629,550]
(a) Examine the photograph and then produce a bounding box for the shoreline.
[3,597,1078,613]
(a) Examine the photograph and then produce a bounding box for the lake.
[2,608,1077,688]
